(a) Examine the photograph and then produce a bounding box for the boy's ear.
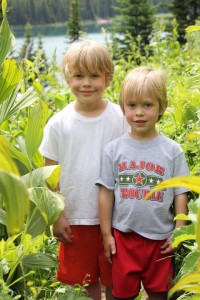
[160,99,168,114]
[105,80,111,88]
[165,99,168,110]
[66,79,71,87]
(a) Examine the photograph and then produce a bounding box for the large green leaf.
[0,208,6,226]
[184,75,200,92]
[25,101,49,160]
[29,186,65,225]
[172,224,196,248]
[0,0,15,67]
[22,253,59,269]
[0,59,23,105]
[0,136,31,172]
[0,137,19,174]
[0,86,39,124]
[180,250,200,276]
[26,201,47,238]
[169,273,200,297]
[23,165,61,188]
[0,170,29,235]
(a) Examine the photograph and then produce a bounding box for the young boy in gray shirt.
[97,66,189,300]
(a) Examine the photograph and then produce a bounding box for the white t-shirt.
[39,101,129,225]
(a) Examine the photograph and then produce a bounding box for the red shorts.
[56,225,112,287]
[112,229,174,298]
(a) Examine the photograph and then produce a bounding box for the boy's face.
[67,68,109,106]
[124,92,162,141]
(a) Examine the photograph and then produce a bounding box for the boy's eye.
[91,74,99,77]
[74,74,82,78]
[128,103,136,108]
[145,103,153,108]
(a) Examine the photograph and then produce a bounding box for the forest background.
[7,0,168,25]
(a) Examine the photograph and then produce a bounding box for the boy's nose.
[135,106,143,115]
[82,77,91,86]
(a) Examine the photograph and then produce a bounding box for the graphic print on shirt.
[118,160,165,202]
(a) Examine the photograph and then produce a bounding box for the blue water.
[13,23,111,65]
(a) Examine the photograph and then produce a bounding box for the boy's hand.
[53,212,73,243]
[103,235,116,264]
[160,236,176,255]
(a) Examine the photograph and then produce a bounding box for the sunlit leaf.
[180,250,200,275]
[22,253,59,269]
[0,0,15,66]
[0,170,29,235]
[184,75,200,92]
[186,25,200,34]
[0,59,23,105]
[0,136,31,172]
[174,214,191,221]
[0,208,6,226]
[0,86,39,124]
[23,165,61,188]
[25,101,49,160]
[144,176,200,201]
[196,208,200,250]
[46,165,61,190]
[188,131,200,142]
[0,137,19,174]
[169,273,200,297]
[172,224,195,247]
[29,186,65,225]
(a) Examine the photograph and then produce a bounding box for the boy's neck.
[74,99,107,117]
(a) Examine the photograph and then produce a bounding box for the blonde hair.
[119,66,167,121]
[61,39,114,83]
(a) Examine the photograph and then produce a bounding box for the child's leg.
[98,228,112,300]
[105,286,112,300]
[86,281,101,300]
[112,296,137,300]
[147,291,168,300]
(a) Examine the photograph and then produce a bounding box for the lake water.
[13,23,111,66]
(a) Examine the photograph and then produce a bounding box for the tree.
[170,0,200,43]
[19,22,35,60]
[111,0,155,55]
[189,0,200,22]
[67,0,82,42]
[169,0,190,43]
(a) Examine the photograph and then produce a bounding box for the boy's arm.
[45,158,73,243]
[99,185,116,264]
[161,192,188,255]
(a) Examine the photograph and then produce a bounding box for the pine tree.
[169,0,190,43]
[111,0,155,54]
[67,0,82,42]
[19,23,35,60]
[188,0,200,23]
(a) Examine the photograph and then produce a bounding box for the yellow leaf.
[169,273,200,297]
[196,208,200,250]
[188,131,200,142]
[0,136,19,175]
[144,176,200,201]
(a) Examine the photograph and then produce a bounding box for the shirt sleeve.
[39,119,59,161]
[173,152,190,195]
[96,147,115,190]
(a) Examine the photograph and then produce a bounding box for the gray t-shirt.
[96,133,190,240]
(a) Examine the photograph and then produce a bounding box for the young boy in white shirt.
[97,66,189,300]
[39,39,128,300]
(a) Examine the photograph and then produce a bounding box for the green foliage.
[67,0,82,42]
[111,0,155,56]
[169,0,200,43]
